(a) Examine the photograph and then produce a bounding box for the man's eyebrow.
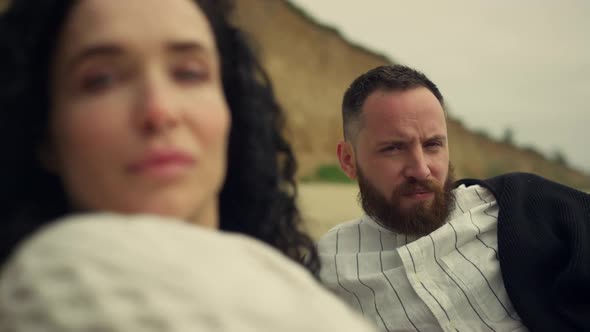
[375,135,447,147]
[376,138,408,148]
[426,135,447,143]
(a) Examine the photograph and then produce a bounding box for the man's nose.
[403,149,431,181]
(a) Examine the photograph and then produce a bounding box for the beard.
[357,163,456,236]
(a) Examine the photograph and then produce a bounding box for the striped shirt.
[318,184,528,332]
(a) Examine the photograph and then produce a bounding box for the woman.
[0,0,377,330]
[0,0,316,271]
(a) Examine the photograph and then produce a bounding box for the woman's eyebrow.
[66,44,124,70]
[166,41,208,53]
[65,40,213,70]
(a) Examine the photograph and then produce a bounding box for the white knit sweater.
[0,214,377,332]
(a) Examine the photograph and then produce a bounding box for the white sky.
[288,0,590,173]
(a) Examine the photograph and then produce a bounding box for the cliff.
[230,0,590,188]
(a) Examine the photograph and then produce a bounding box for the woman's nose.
[137,78,180,135]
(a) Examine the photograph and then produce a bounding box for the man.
[317,65,589,332]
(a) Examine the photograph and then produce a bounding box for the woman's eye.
[81,72,117,93]
[173,68,208,83]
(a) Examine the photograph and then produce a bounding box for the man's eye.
[381,145,401,153]
[425,141,443,149]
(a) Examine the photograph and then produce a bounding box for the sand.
[297,182,362,240]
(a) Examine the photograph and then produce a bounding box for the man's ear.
[337,140,357,180]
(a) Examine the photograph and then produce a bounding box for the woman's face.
[48,0,230,228]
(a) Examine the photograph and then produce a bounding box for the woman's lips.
[127,150,196,179]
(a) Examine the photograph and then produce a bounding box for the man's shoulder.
[327,217,366,233]
[317,216,383,255]
[457,172,586,198]
[318,217,361,243]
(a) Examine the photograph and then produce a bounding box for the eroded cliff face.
[232,0,589,187]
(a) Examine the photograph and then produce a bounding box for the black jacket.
[457,173,590,332]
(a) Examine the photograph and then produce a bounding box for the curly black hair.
[0,0,320,276]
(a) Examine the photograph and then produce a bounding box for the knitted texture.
[0,214,377,332]
[458,172,590,332]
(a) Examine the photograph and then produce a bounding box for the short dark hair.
[341,65,444,140]
[0,0,319,276]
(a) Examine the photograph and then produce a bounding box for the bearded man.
[317,65,590,332]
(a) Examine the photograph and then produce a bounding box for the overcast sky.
[289,0,590,174]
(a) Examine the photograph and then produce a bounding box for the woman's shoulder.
[0,213,377,332]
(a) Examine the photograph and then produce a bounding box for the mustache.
[395,178,441,196]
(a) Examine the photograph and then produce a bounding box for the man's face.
[338,87,454,235]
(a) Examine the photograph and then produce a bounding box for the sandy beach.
[297,182,362,240]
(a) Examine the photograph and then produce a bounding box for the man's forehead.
[356,89,446,139]
[363,87,442,112]
[362,89,443,122]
